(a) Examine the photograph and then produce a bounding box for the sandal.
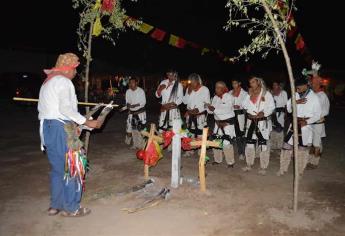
[47,208,60,216]
[61,207,91,217]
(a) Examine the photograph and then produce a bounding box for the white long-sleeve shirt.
[286,89,322,145]
[229,88,248,109]
[209,93,235,120]
[315,91,330,118]
[183,86,210,113]
[38,75,86,125]
[155,79,183,105]
[125,87,146,111]
[287,90,321,125]
[242,90,275,117]
[273,90,288,108]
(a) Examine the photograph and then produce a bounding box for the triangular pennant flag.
[151,28,166,41]
[139,22,154,34]
[295,35,305,51]
[92,17,103,37]
[187,41,201,49]
[169,34,186,48]
[201,48,210,55]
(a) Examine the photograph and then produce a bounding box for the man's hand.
[189,108,199,115]
[84,120,100,129]
[157,84,166,94]
[299,120,307,127]
[296,98,307,104]
[207,105,215,112]
[233,105,240,109]
[256,111,265,118]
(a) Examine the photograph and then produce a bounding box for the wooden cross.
[190,127,221,192]
[141,124,163,180]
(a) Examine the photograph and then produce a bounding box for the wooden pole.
[144,123,156,180]
[199,128,208,192]
[171,119,182,188]
[84,20,94,154]
[260,0,299,212]
[13,97,119,107]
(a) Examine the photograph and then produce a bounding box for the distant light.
[22,74,28,78]
[187,80,191,84]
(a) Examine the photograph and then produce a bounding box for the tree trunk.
[84,21,94,154]
[260,0,300,212]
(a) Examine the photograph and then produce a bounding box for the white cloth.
[208,93,235,120]
[156,79,183,130]
[125,87,146,111]
[183,86,210,113]
[38,75,86,125]
[273,90,288,127]
[229,88,248,131]
[155,79,183,105]
[312,91,330,140]
[286,89,322,146]
[242,90,275,140]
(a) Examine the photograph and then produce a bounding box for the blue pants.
[43,120,82,212]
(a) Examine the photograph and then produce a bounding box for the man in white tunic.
[38,53,99,217]
[307,74,330,169]
[271,81,288,150]
[125,77,147,149]
[207,81,236,168]
[155,70,184,133]
[242,77,275,175]
[229,77,248,160]
[183,73,210,156]
[277,77,322,176]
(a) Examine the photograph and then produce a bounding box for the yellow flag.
[92,17,103,37]
[169,34,179,46]
[93,0,102,10]
[138,22,154,34]
[201,48,210,55]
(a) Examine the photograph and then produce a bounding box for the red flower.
[101,0,116,13]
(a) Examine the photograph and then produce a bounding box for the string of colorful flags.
[91,0,313,65]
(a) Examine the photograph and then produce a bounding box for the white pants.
[126,112,147,133]
[245,143,270,169]
[159,109,180,131]
[185,114,207,137]
[270,131,284,150]
[213,145,235,165]
[278,147,309,175]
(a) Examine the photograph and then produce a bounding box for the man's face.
[249,78,260,90]
[272,82,279,90]
[129,79,137,90]
[167,72,176,82]
[232,81,240,89]
[190,80,199,91]
[296,84,308,94]
[215,84,224,96]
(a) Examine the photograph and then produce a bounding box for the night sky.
[1,0,343,77]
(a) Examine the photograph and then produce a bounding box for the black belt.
[129,107,146,115]
[187,111,207,137]
[234,109,245,115]
[247,116,267,122]
[275,107,285,113]
[213,118,235,144]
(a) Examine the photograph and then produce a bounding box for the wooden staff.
[13,97,120,108]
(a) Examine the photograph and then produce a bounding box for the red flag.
[187,41,201,49]
[151,28,166,41]
[295,35,305,51]
[101,0,116,13]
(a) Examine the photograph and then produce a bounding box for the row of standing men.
[125,70,330,176]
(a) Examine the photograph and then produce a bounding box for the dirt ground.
[0,101,344,236]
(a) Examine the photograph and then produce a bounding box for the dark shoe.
[306,163,318,170]
[47,208,60,216]
[227,164,235,168]
[212,162,220,165]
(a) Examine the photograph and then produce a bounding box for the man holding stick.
[38,53,99,217]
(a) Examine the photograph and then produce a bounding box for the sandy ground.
[0,101,345,236]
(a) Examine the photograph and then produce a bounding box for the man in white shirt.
[206,81,236,168]
[38,53,99,217]
[183,73,210,156]
[271,81,288,150]
[307,74,330,169]
[155,70,183,133]
[229,77,248,160]
[277,77,322,176]
[242,77,275,175]
[125,77,147,149]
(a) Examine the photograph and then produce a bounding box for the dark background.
[0,0,343,77]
